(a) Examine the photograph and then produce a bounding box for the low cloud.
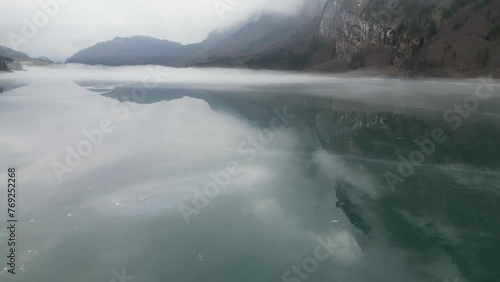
[0,0,305,60]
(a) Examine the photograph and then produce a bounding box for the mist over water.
[0,65,499,282]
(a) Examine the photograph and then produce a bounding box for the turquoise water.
[0,66,499,282]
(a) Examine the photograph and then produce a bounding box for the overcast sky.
[0,0,304,61]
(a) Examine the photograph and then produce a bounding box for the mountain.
[199,0,500,77]
[65,12,313,67]
[0,45,30,60]
[310,0,500,76]
[66,0,500,77]
[188,12,320,68]
[66,36,185,66]
[0,45,53,71]
[0,45,27,71]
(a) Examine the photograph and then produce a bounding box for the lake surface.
[0,65,499,282]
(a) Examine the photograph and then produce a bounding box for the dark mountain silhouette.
[66,36,185,66]
[0,45,53,71]
[0,45,30,60]
[66,12,309,67]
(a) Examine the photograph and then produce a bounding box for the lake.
[0,65,499,282]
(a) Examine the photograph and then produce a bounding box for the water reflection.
[0,66,498,282]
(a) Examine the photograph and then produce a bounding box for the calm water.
[0,65,499,282]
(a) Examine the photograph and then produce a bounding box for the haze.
[0,0,304,60]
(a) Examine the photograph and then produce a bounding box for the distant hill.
[0,45,30,60]
[66,11,318,67]
[66,36,185,66]
[0,45,30,71]
[0,44,53,71]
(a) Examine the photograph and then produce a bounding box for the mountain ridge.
[65,0,500,77]
[0,44,53,71]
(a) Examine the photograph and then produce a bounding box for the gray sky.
[0,0,304,61]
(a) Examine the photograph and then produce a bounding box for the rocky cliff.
[319,0,391,64]
[312,0,500,76]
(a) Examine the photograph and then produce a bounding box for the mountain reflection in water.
[0,66,499,282]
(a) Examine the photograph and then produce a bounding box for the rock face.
[314,0,500,76]
[319,0,393,62]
